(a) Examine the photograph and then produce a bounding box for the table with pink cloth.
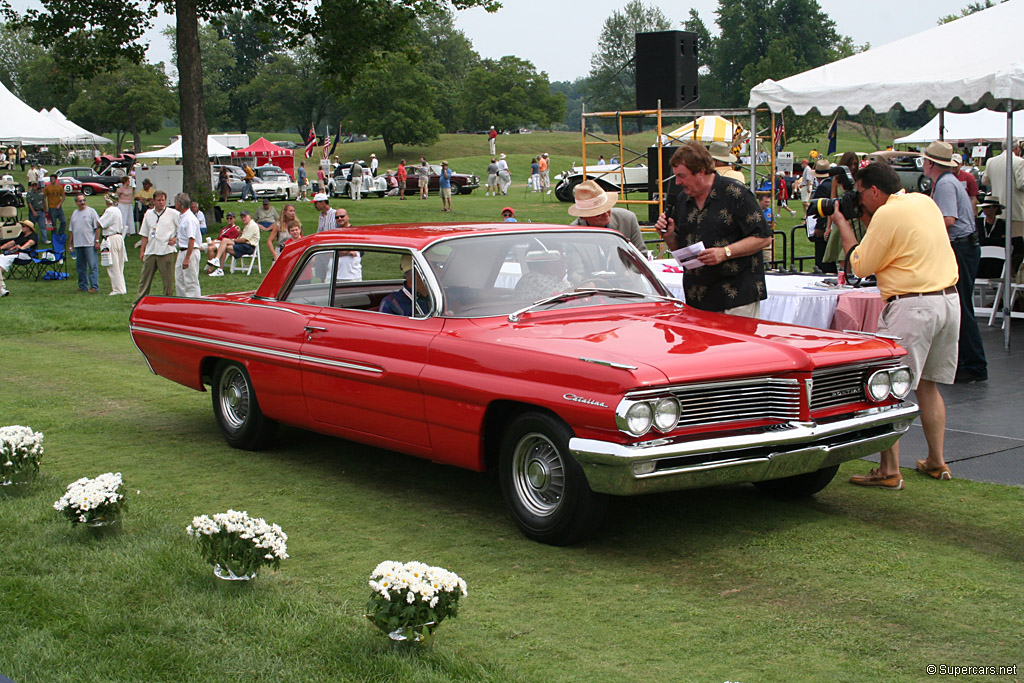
[650,260,884,332]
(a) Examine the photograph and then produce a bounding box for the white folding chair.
[228,246,262,275]
[974,245,1005,310]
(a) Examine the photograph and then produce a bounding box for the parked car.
[130,223,917,545]
[94,153,135,177]
[52,176,108,197]
[404,164,479,195]
[867,151,932,193]
[554,164,650,202]
[55,167,122,191]
[328,162,388,198]
[252,169,299,200]
[211,164,246,198]
[270,141,299,150]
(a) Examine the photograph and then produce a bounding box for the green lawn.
[5,126,1022,682]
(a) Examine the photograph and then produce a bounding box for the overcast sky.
[8,0,981,83]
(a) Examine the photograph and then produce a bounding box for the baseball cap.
[312,192,329,202]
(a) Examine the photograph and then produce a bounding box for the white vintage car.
[329,162,388,199]
[252,169,299,201]
[553,163,651,202]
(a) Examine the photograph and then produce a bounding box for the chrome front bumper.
[569,403,918,496]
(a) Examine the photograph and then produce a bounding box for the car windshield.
[424,231,673,318]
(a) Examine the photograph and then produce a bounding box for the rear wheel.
[211,360,278,450]
[554,178,579,203]
[753,465,839,498]
[82,186,95,196]
[499,412,607,545]
[449,183,461,196]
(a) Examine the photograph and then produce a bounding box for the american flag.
[304,126,317,159]
[774,114,785,151]
[322,133,330,157]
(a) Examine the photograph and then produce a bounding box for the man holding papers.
[654,141,771,317]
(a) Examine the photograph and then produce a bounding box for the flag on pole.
[774,114,786,152]
[322,133,330,158]
[304,126,317,158]
[826,115,838,156]
[328,122,342,157]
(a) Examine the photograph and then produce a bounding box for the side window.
[282,251,335,306]
[373,251,434,318]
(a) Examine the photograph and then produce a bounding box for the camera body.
[809,167,861,220]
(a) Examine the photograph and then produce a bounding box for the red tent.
[230,137,295,178]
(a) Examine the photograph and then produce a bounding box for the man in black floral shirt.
[654,141,771,316]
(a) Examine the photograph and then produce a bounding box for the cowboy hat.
[568,179,617,217]
[18,219,33,230]
[708,141,737,164]
[923,140,957,167]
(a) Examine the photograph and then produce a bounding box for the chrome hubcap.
[512,432,565,517]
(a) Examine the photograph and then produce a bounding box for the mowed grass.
[4,127,1022,682]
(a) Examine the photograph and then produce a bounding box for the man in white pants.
[496,154,511,195]
[173,192,202,298]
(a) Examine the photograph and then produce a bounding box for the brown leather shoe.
[849,468,904,490]
[916,459,952,480]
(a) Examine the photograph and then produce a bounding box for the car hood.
[452,304,902,386]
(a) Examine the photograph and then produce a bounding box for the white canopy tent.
[894,109,1024,146]
[135,136,233,159]
[41,108,112,146]
[748,0,1024,349]
[0,79,88,145]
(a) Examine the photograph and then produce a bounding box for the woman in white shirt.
[99,193,127,295]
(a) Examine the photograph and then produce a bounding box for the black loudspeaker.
[647,146,682,223]
[635,31,699,109]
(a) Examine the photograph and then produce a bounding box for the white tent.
[748,1,1024,115]
[136,136,233,159]
[894,109,1024,145]
[662,116,744,144]
[0,80,87,145]
[748,0,1024,349]
[42,108,113,146]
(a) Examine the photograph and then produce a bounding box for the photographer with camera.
[922,141,987,384]
[833,161,959,488]
[808,159,838,273]
[822,152,864,275]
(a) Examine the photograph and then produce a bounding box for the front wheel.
[753,465,839,498]
[554,179,578,203]
[499,412,607,545]
[211,360,278,450]
[82,186,95,196]
[449,183,461,196]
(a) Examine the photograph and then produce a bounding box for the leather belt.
[885,286,958,303]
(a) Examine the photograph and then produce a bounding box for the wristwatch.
[724,246,732,259]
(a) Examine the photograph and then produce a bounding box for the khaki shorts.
[440,187,452,199]
[878,292,960,387]
[799,186,812,202]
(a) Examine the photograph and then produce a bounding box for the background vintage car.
[328,161,388,198]
[211,164,246,198]
[130,223,917,545]
[866,150,932,193]
[404,164,479,194]
[55,166,122,190]
[252,166,299,200]
[554,163,650,202]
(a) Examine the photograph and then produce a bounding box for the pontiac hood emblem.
[563,393,608,407]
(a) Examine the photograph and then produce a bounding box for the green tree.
[342,53,441,158]
[245,44,343,137]
[938,0,1004,23]
[0,25,47,98]
[69,60,177,151]
[550,78,589,131]
[163,23,234,131]
[4,0,498,206]
[461,56,566,131]
[214,11,284,132]
[586,0,671,113]
[409,9,480,131]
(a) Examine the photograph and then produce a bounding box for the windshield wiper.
[507,288,681,322]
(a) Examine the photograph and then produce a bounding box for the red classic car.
[130,224,918,545]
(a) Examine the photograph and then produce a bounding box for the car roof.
[869,150,922,159]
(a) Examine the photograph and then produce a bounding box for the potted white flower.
[53,472,128,537]
[0,425,44,498]
[186,509,289,584]
[366,561,468,644]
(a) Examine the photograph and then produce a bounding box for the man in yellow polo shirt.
[833,162,959,489]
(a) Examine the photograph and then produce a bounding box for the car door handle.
[304,326,326,339]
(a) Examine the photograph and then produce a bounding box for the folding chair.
[31,233,69,281]
[228,245,262,275]
[0,206,18,241]
[974,246,1005,311]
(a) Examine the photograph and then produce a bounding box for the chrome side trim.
[579,357,638,370]
[128,324,384,376]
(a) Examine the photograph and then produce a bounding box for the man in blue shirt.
[439,161,452,212]
[379,254,430,316]
[924,140,986,383]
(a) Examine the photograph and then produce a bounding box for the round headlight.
[625,402,654,436]
[889,367,912,399]
[866,370,891,402]
[652,398,680,432]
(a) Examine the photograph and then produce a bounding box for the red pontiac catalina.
[130,223,918,545]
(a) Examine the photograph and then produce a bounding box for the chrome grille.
[812,363,896,411]
[666,378,801,429]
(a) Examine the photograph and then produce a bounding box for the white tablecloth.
[650,259,879,330]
